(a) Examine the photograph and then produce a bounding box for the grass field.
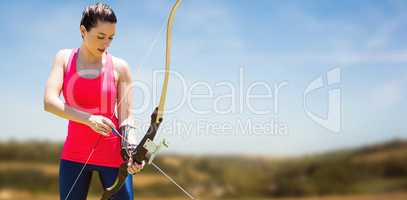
[1,140,407,200]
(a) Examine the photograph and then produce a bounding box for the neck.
[79,44,103,64]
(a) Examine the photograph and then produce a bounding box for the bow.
[100,0,184,199]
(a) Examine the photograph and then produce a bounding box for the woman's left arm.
[115,58,146,172]
[115,58,134,126]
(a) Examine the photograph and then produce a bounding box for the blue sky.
[0,0,406,156]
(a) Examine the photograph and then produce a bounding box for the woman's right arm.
[43,49,113,136]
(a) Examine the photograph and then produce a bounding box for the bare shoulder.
[55,48,73,69]
[111,56,132,79]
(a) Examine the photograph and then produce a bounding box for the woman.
[44,3,143,200]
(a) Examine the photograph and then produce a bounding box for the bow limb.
[156,0,182,123]
[100,163,128,200]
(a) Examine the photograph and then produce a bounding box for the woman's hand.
[127,157,145,175]
[87,115,116,136]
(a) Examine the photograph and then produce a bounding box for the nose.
[103,39,111,49]
[103,42,110,49]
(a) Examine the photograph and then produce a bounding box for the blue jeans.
[59,159,134,200]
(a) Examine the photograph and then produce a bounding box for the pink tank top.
[61,48,123,167]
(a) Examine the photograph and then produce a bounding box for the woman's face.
[81,21,116,57]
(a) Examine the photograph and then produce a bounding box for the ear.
[80,25,87,39]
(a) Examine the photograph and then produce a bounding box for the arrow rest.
[143,138,169,164]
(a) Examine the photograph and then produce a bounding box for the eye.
[97,36,105,40]
[108,37,114,40]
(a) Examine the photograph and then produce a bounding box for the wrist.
[84,114,94,126]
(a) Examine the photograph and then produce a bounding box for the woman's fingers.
[94,126,110,136]
[127,159,138,174]
[95,122,111,136]
[88,115,116,136]
[97,117,114,135]
[127,158,145,174]
[102,118,115,129]
[99,122,111,132]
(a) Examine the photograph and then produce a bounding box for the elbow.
[43,96,52,112]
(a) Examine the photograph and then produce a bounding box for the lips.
[97,48,105,53]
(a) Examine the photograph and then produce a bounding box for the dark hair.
[80,3,117,31]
